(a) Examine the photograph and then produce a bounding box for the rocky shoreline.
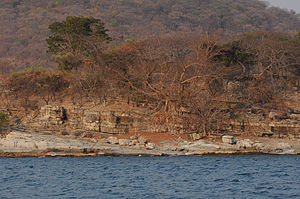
[1,104,299,157]
[1,131,299,158]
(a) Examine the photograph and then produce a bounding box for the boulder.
[253,142,264,150]
[190,133,202,141]
[99,138,108,143]
[138,136,148,144]
[269,112,278,120]
[129,139,138,146]
[290,114,299,121]
[107,136,119,144]
[130,135,138,140]
[145,142,156,150]
[277,142,292,150]
[133,143,143,149]
[118,139,130,146]
[222,135,236,144]
[236,139,254,149]
[90,138,98,143]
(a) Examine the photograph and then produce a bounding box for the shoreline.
[1,148,299,158]
[1,131,300,158]
[1,151,299,158]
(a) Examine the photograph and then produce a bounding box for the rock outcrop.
[4,104,297,157]
[118,139,130,146]
[222,135,236,144]
[39,105,66,127]
[0,131,93,153]
[0,131,167,155]
[107,136,119,144]
[236,139,254,149]
[190,133,202,141]
[39,105,152,134]
[38,105,300,140]
[1,131,300,156]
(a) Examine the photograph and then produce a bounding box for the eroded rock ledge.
[1,131,299,157]
[1,104,299,157]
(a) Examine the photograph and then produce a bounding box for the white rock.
[146,142,156,150]
[133,143,143,149]
[98,138,107,143]
[269,112,278,119]
[222,135,236,144]
[118,139,130,146]
[236,139,254,149]
[107,136,119,144]
[90,138,98,143]
[290,114,299,120]
[138,136,148,144]
[277,142,292,149]
[129,139,138,146]
[253,142,264,150]
[190,133,202,141]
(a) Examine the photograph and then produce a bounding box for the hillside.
[0,0,299,72]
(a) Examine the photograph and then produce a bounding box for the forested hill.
[0,0,299,72]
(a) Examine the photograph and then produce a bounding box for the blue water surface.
[0,155,299,199]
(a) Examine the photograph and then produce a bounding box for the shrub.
[296,31,300,43]
[0,112,9,128]
[8,67,69,108]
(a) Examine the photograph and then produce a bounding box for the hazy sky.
[263,0,300,13]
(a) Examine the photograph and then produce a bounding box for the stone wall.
[39,105,151,134]
[229,120,300,139]
[82,110,101,132]
[39,105,66,128]
[67,108,100,131]
[100,110,150,134]
[39,105,300,137]
[67,108,84,129]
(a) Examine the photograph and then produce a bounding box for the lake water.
[0,155,299,199]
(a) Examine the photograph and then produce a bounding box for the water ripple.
[0,155,299,199]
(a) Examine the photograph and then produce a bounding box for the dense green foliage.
[11,66,46,77]
[296,31,300,43]
[47,16,110,55]
[0,112,9,128]
[46,16,111,71]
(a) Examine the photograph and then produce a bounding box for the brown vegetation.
[5,67,69,109]
[1,14,299,137]
[0,0,300,71]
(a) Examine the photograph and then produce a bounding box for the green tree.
[46,16,111,71]
[0,112,9,128]
[296,31,300,43]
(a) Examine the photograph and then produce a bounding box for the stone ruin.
[67,108,100,132]
[39,105,66,127]
[39,105,300,138]
[39,105,151,134]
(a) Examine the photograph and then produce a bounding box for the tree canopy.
[0,112,9,128]
[0,0,299,71]
[297,31,300,43]
[46,16,111,71]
